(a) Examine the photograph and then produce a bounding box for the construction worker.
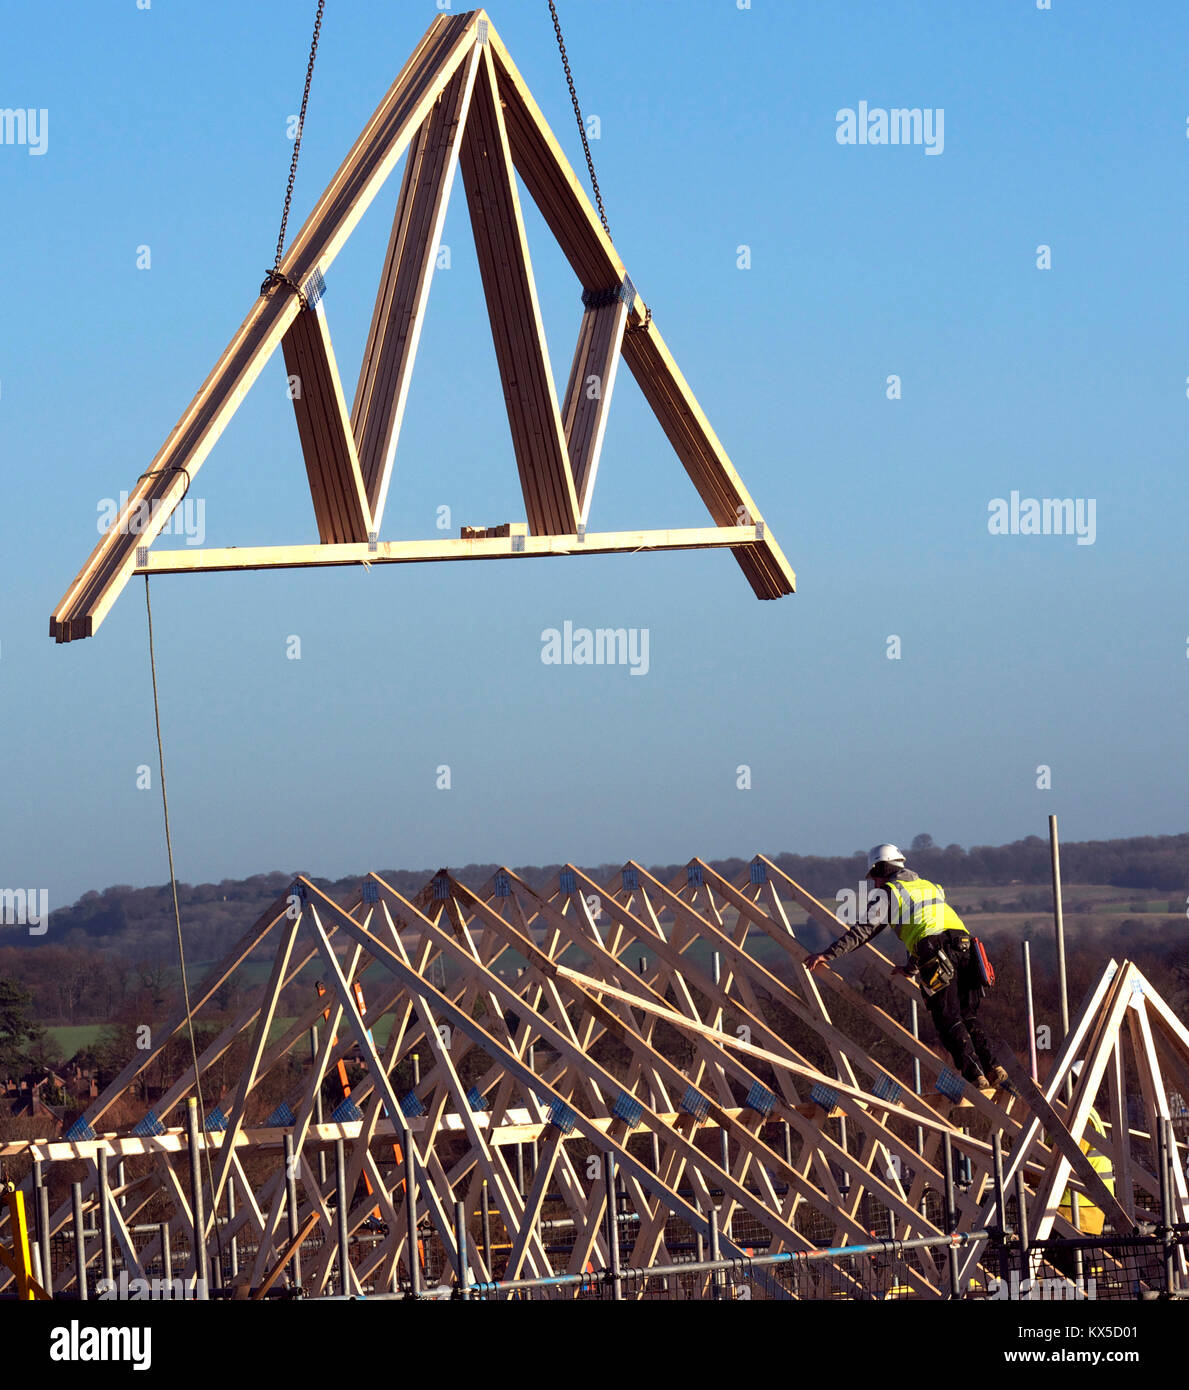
[1057,1060,1115,1237]
[805,843,1006,1090]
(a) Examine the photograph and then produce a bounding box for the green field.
[266,1015,396,1047]
[46,1024,104,1056]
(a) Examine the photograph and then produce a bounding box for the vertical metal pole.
[516,1141,526,1196]
[782,1121,793,1166]
[227,1181,238,1280]
[1015,1170,1030,1282]
[116,1160,126,1212]
[718,1127,731,1240]
[311,1024,327,1187]
[412,1052,421,1087]
[185,1097,210,1299]
[527,1043,539,1173]
[310,1023,322,1123]
[97,1149,113,1287]
[1049,815,1070,1100]
[992,1131,1007,1228]
[71,1181,87,1301]
[481,1179,492,1277]
[910,1001,924,1155]
[839,1116,850,1193]
[991,1131,1007,1287]
[650,1131,661,1173]
[1022,940,1039,1082]
[943,1131,960,1298]
[604,1153,622,1301]
[160,1221,172,1286]
[1157,1117,1169,1221]
[284,1132,301,1288]
[455,1199,470,1300]
[34,1162,52,1297]
[35,1190,52,1297]
[708,1206,722,1301]
[1160,1119,1175,1297]
[695,1203,705,1262]
[1169,1119,1180,1297]
[335,1137,351,1297]
[405,1143,421,1298]
[208,1209,222,1296]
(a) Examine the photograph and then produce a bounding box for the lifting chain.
[262,0,326,300]
[547,0,610,239]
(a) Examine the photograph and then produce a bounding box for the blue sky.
[2,0,1187,907]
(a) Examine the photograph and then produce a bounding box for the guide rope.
[144,578,225,1275]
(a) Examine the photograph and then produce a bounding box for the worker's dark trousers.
[924,951,996,1083]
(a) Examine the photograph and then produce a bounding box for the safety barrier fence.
[7,1127,1185,1300]
[319,1229,991,1301]
[978,1223,1189,1303]
[355,1226,1188,1301]
[14,1213,1189,1301]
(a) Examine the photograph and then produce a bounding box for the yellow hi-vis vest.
[886,877,968,954]
[1059,1106,1115,1237]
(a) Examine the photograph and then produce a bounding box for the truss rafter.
[50,10,794,643]
[6,856,1185,1300]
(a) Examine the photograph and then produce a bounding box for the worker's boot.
[963,1064,990,1089]
[987,1064,1009,1088]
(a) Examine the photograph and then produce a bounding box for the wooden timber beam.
[133,525,767,575]
[251,1209,322,1300]
[49,12,481,642]
[459,45,578,535]
[620,323,795,599]
[282,304,373,544]
[562,290,629,524]
[352,51,481,527]
[552,963,983,1143]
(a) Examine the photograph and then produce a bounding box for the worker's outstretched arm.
[805,916,888,973]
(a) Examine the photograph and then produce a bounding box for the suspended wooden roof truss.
[50,9,794,642]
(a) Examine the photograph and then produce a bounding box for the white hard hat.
[868,843,906,875]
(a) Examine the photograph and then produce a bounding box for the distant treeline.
[1,831,1186,1081]
[748,832,1189,899]
[35,831,1189,961]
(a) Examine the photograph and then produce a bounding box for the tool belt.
[913,931,969,997]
